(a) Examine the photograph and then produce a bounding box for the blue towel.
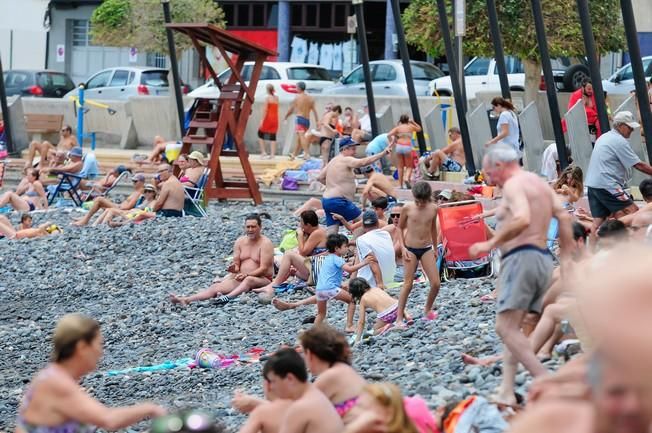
[106,358,193,376]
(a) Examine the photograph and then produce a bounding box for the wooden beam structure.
[167,23,277,205]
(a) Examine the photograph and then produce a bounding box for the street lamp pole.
[0,51,14,154]
[352,0,379,137]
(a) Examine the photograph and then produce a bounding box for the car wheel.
[563,65,590,91]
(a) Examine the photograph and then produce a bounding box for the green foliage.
[403,0,625,61]
[91,0,225,53]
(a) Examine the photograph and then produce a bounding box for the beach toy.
[191,347,267,369]
[165,141,183,162]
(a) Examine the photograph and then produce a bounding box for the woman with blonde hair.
[346,382,421,433]
[16,313,165,432]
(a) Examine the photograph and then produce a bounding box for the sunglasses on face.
[390,214,400,218]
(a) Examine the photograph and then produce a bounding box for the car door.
[462,57,491,99]
[333,66,366,95]
[105,69,130,99]
[84,69,114,99]
[371,63,400,95]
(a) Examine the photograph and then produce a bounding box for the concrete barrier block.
[120,116,139,149]
[519,102,547,172]
[466,105,492,170]
[3,96,30,153]
[564,100,592,173]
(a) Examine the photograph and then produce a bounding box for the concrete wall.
[0,0,48,69]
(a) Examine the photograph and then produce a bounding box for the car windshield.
[141,71,169,87]
[287,67,331,81]
[411,63,444,80]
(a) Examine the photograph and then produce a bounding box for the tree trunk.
[523,59,541,106]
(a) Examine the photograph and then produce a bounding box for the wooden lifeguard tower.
[167,23,277,205]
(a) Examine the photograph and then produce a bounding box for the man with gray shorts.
[470,144,573,406]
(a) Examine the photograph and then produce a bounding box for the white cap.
[613,111,640,129]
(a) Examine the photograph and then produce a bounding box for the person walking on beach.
[469,144,573,406]
[285,82,319,160]
[387,115,421,189]
[16,314,165,431]
[258,84,279,160]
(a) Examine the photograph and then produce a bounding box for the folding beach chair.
[99,169,132,199]
[47,152,100,206]
[183,168,210,217]
[437,200,495,281]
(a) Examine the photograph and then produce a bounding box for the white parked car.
[63,67,189,100]
[188,62,334,102]
[602,56,652,95]
[322,60,444,96]
[428,57,589,100]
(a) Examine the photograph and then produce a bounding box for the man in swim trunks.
[285,81,319,160]
[469,144,573,407]
[170,214,275,305]
[25,124,78,168]
[152,163,185,217]
[319,137,393,234]
[427,127,466,177]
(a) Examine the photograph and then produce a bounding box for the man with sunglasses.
[585,111,652,234]
[153,163,185,217]
[25,124,78,168]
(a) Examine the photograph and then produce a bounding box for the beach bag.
[284,170,309,182]
[281,176,299,191]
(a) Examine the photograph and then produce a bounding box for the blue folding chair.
[183,168,210,217]
[47,152,100,206]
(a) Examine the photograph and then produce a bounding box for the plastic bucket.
[165,142,183,162]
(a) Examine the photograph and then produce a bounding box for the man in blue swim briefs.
[469,144,573,407]
[318,136,394,234]
[285,81,319,160]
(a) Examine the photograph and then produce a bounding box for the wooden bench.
[24,114,64,142]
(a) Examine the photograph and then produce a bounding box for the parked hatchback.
[602,56,652,95]
[321,60,445,96]
[63,67,188,100]
[3,70,75,98]
[188,62,334,103]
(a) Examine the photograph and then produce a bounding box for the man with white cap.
[585,111,652,231]
[318,137,393,234]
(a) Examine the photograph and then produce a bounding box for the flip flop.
[213,295,231,306]
[421,311,438,321]
[302,315,316,325]
[480,294,496,303]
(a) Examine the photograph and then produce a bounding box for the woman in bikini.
[16,313,165,432]
[553,165,583,206]
[258,84,279,159]
[388,115,421,189]
[176,151,205,187]
[0,169,47,212]
[299,325,367,424]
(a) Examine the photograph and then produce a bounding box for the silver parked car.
[322,60,444,96]
[602,56,652,95]
[63,67,188,100]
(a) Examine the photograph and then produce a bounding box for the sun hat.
[68,147,83,158]
[188,151,205,165]
[131,173,146,183]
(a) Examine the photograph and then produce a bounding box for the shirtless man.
[256,210,327,299]
[40,146,84,185]
[152,164,185,217]
[170,214,275,306]
[0,214,58,239]
[319,137,393,234]
[25,125,78,168]
[428,127,466,176]
[237,380,291,433]
[146,136,167,164]
[0,169,47,212]
[285,82,319,160]
[620,179,652,237]
[394,181,441,326]
[468,144,572,406]
[72,174,146,226]
[263,348,343,433]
